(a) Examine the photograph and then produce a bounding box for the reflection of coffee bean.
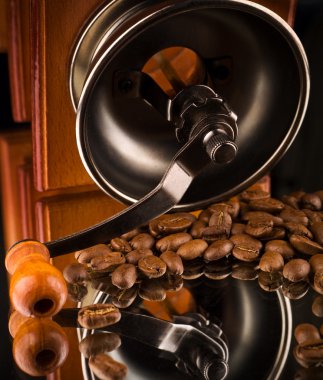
[89,353,127,380]
[313,271,323,295]
[204,258,232,280]
[258,271,282,292]
[78,304,121,329]
[312,295,323,317]
[283,259,310,282]
[282,279,309,300]
[182,258,204,280]
[139,279,166,301]
[294,367,323,380]
[111,287,138,308]
[296,339,323,362]
[67,283,88,302]
[230,234,262,262]
[161,274,183,292]
[294,323,321,345]
[79,332,121,358]
[232,262,258,281]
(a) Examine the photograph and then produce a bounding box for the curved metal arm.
[47,126,212,257]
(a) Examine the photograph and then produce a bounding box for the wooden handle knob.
[12,316,69,377]
[6,240,67,317]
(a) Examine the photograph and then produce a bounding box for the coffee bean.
[283,259,310,282]
[230,234,262,262]
[149,215,170,237]
[110,238,132,253]
[294,367,323,380]
[261,227,286,241]
[75,244,112,264]
[79,332,121,358]
[232,262,258,280]
[311,295,323,318]
[309,254,323,273]
[177,239,208,260]
[289,234,323,255]
[203,239,233,261]
[120,228,142,241]
[208,210,232,237]
[78,304,121,329]
[63,262,89,284]
[231,223,246,235]
[111,287,138,308]
[208,199,239,219]
[89,353,127,380]
[139,279,166,301]
[130,233,155,250]
[201,225,227,242]
[280,208,309,226]
[173,212,197,223]
[294,324,321,345]
[157,214,193,234]
[302,209,322,224]
[301,193,322,211]
[67,283,88,302]
[284,222,313,239]
[91,252,126,272]
[111,264,137,289]
[320,324,323,336]
[265,240,295,260]
[242,211,284,227]
[259,251,284,272]
[258,270,282,292]
[290,191,306,200]
[160,274,183,292]
[125,248,153,265]
[245,219,273,238]
[198,209,212,224]
[156,232,192,252]
[295,339,323,362]
[159,251,184,275]
[281,194,299,209]
[182,258,205,279]
[313,271,323,295]
[249,197,285,213]
[190,220,206,238]
[310,222,323,245]
[240,189,270,201]
[138,255,167,278]
[282,279,309,300]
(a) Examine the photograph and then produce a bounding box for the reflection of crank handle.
[55,308,229,380]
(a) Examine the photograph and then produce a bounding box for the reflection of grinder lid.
[79,279,292,380]
[71,0,309,210]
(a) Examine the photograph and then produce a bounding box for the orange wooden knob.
[12,317,69,377]
[6,240,67,317]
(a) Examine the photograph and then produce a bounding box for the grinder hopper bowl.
[5,1,309,322]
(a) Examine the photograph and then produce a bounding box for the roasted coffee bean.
[231,223,246,235]
[281,194,299,209]
[190,220,206,238]
[110,238,132,254]
[209,209,232,236]
[283,259,310,282]
[230,234,262,262]
[302,209,322,224]
[259,251,284,272]
[204,258,232,280]
[182,258,204,280]
[75,244,112,264]
[232,262,258,280]
[198,209,212,224]
[173,212,197,223]
[111,264,137,289]
[156,232,192,252]
[310,222,323,245]
[177,239,208,260]
[294,367,323,380]
[203,239,233,261]
[159,251,184,275]
[282,279,309,300]
[130,233,155,250]
[201,226,227,242]
[149,215,170,237]
[290,191,306,200]
[301,193,322,211]
[309,254,323,273]
[125,248,153,265]
[240,189,270,201]
[320,324,323,336]
[279,208,309,226]
[265,240,295,260]
[258,271,282,292]
[157,214,193,234]
[111,287,138,308]
[120,228,141,241]
[312,295,323,318]
[89,353,127,380]
[78,304,121,329]
[139,279,166,301]
[260,227,286,241]
[63,262,89,284]
[313,271,323,295]
[249,197,285,213]
[293,346,315,369]
[294,324,321,345]
[242,211,284,227]
[67,282,88,302]
[289,234,323,255]
[79,332,121,358]
[161,274,183,292]
[284,222,313,239]
[138,256,167,278]
[245,219,273,238]
[91,252,126,272]
[315,190,323,203]
[295,339,323,362]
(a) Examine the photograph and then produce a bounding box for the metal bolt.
[205,133,237,164]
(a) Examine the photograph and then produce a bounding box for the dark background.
[1,0,323,378]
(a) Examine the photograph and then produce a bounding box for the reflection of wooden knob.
[5,240,67,317]
[12,316,69,377]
